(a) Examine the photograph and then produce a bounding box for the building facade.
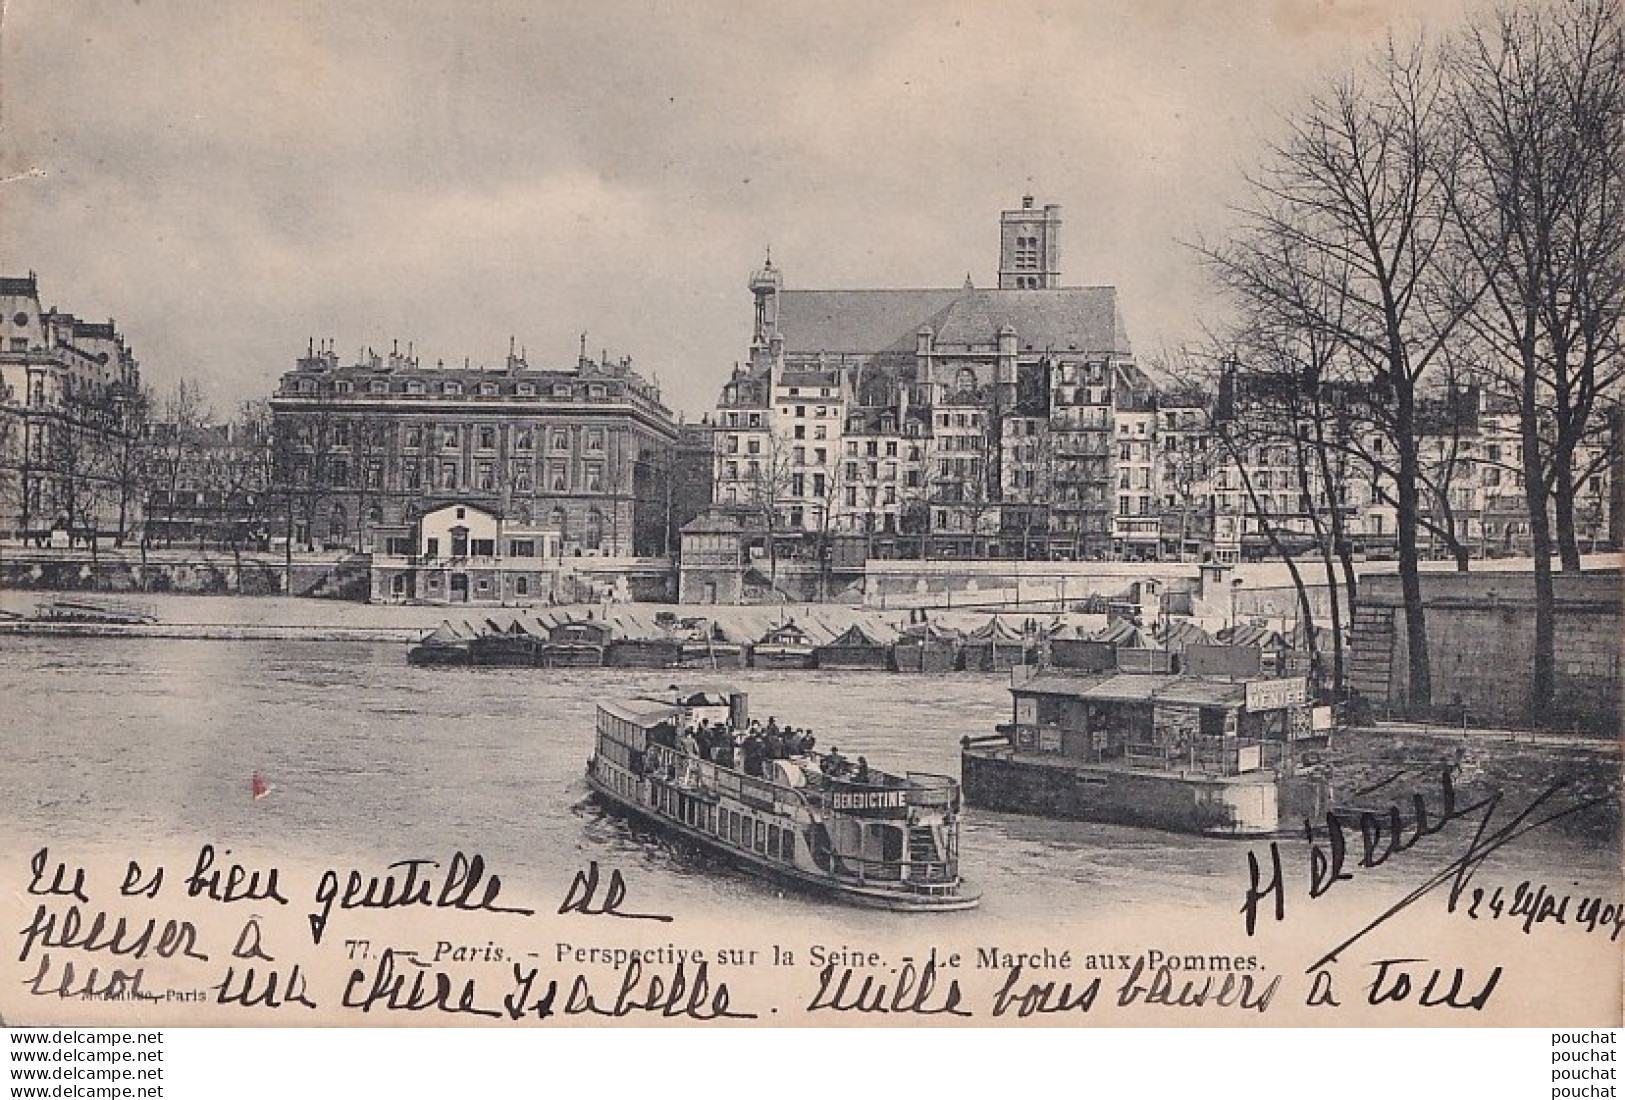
[269,341,680,559]
[0,274,144,543]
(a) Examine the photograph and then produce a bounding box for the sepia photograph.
[0,0,1619,1038]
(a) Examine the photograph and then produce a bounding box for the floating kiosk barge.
[962,668,1331,837]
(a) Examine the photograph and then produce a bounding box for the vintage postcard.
[0,0,1619,1029]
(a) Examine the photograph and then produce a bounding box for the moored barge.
[587,687,979,910]
[962,668,1331,837]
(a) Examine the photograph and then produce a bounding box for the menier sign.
[1245,676,1309,711]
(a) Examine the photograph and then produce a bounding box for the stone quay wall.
[1348,570,1622,733]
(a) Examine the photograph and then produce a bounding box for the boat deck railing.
[974,723,1285,778]
[646,744,962,813]
[834,856,960,890]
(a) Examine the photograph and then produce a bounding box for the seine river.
[2,637,1618,945]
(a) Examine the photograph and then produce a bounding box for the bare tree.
[1004,420,1056,560]
[148,378,213,547]
[741,431,796,594]
[1444,0,1624,713]
[204,402,275,593]
[1201,37,1474,715]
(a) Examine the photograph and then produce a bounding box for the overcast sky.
[1,0,1480,418]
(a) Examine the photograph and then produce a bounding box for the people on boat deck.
[822,748,849,777]
[854,756,870,784]
[670,713,824,776]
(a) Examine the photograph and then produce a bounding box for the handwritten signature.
[1241,767,1609,974]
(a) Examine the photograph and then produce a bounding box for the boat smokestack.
[729,692,749,731]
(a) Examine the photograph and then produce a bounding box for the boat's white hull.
[586,770,980,912]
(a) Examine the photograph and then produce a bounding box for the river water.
[4,635,1616,932]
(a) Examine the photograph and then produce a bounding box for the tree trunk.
[1523,434,1557,720]
[1393,390,1432,715]
[1552,472,1583,572]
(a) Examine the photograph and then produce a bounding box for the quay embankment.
[0,591,964,646]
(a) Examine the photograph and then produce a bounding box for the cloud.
[0,0,1485,416]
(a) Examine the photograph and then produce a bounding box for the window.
[406,380,425,395]
[585,463,603,492]
[479,382,498,397]
[443,381,462,396]
[369,379,388,394]
[552,429,570,451]
[365,462,382,489]
[516,576,530,596]
[516,427,534,449]
[514,462,532,492]
[815,406,827,418]
[793,446,806,464]
[747,439,761,455]
[793,424,805,439]
[406,463,422,490]
[477,461,495,490]
[814,425,827,440]
[516,382,536,397]
[510,539,535,557]
[471,538,495,557]
[587,429,604,451]
[549,462,568,491]
[440,462,458,489]
[794,405,806,418]
[443,426,460,449]
[478,426,496,450]
[404,426,423,449]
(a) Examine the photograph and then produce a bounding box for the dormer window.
[443,381,462,396]
[516,382,536,396]
[370,379,389,394]
[553,384,572,398]
[406,380,425,395]
[335,380,353,393]
[479,382,499,396]
[298,379,317,394]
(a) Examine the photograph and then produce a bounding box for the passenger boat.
[587,687,979,911]
[961,667,1332,837]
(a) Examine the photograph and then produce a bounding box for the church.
[709,196,1147,564]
